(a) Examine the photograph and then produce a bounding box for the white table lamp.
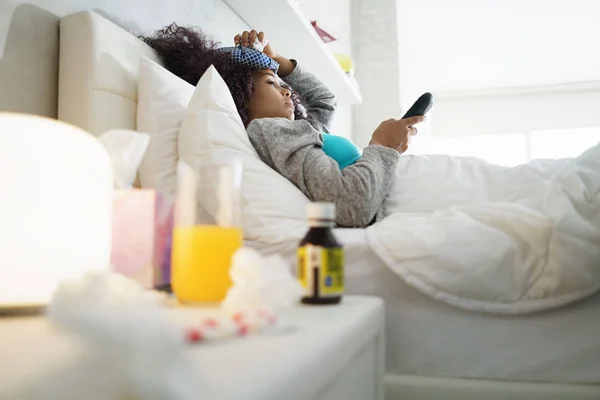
[0,113,113,308]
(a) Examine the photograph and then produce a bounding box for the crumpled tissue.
[97,129,149,190]
[221,247,304,316]
[251,37,266,53]
[26,271,200,400]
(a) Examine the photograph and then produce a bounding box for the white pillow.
[178,66,310,243]
[137,56,194,195]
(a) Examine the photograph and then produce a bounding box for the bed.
[56,10,600,400]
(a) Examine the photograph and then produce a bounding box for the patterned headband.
[214,45,279,73]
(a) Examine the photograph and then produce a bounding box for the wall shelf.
[223,0,362,105]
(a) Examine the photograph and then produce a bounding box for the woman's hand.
[234,30,276,57]
[369,116,425,153]
[233,30,295,77]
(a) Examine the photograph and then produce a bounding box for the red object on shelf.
[311,21,337,43]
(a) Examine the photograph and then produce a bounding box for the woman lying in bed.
[143,26,424,227]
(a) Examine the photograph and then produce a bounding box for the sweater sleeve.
[282,62,337,133]
[247,118,399,227]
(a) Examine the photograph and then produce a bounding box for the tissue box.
[111,190,174,290]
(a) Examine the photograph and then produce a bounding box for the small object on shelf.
[297,203,344,305]
[311,21,337,43]
[334,53,354,76]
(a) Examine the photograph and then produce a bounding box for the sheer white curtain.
[417,83,600,165]
[397,0,600,165]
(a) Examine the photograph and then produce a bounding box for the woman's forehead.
[255,69,283,82]
[257,69,277,78]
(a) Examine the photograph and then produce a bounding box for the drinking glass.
[171,159,243,302]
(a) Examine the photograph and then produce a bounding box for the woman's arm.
[247,118,399,227]
[277,59,337,133]
[270,55,296,77]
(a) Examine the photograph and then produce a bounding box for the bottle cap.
[306,202,336,222]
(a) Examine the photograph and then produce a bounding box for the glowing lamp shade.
[0,113,113,307]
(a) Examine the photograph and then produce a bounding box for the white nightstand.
[0,296,385,400]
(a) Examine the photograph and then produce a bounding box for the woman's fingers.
[400,141,409,153]
[403,115,426,127]
[236,30,267,47]
[249,30,258,44]
[239,30,260,46]
[257,31,266,44]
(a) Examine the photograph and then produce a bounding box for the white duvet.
[367,144,600,314]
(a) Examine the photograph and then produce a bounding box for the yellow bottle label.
[297,245,344,297]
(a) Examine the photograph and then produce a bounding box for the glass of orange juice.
[171,159,243,303]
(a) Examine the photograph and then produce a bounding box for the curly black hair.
[141,24,306,126]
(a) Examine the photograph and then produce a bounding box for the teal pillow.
[322,133,361,169]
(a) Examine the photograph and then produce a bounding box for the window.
[529,127,600,160]
[425,134,528,166]
[396,0,600,167]
[415,127,600,166]
[406,82,600,166]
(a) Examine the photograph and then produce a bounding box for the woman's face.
[247,69,295,122]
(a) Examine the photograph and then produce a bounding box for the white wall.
[351,0,403,147]
[296,0,354,140]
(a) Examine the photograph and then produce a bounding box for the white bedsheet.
[249,231,600,384]
[371,145,600,314]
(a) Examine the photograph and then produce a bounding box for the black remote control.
[402,92,433,119]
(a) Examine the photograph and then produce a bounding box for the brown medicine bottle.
[297,203,344,305]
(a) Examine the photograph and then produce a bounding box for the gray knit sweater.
[246,63,399,228]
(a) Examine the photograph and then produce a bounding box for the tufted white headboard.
[58,10,162,136]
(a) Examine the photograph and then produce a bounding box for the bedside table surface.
[0,295,384,400]
[175,295,383,399]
